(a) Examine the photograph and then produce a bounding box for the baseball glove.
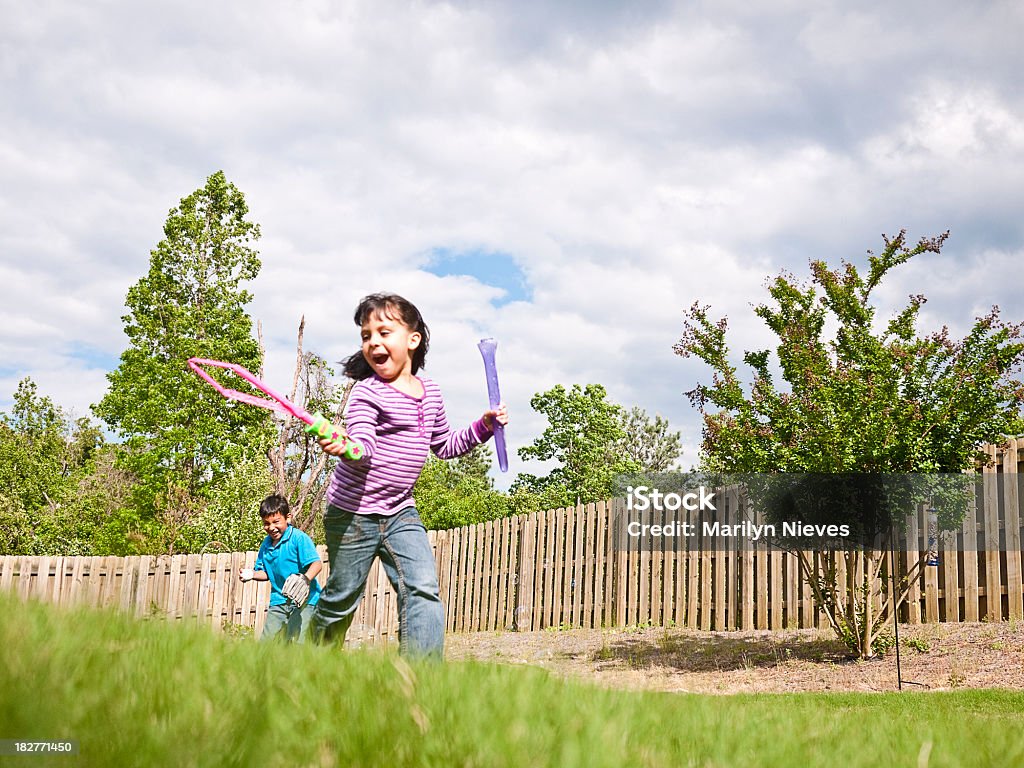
[282,573,311,608]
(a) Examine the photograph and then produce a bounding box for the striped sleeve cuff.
[471,418,493,443]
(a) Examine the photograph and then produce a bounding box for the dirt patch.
[445,621,1024,694]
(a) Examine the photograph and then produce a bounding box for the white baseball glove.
[281,573,312,607]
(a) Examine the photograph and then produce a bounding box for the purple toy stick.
[477,338,508,472]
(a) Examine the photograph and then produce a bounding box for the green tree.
[615,406,683,473]
[180,455,274,553]
[414,446,509,530]
[675,230,1024,657]
[505,483,575,518]
[94,171,273,522]
[64,446,144,556]
[1,379,72,514]
[0,378,108,554]
[512,384,639,507]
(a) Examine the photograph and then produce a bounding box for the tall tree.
[615,406,683,473]
[512,384,639,506]
[675,230,1024,657]
[94,171,273,516]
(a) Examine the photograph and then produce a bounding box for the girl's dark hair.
[342,293,430,380]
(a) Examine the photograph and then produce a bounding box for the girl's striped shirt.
[326,374,492,516]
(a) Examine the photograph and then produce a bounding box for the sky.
[2,0,1023,488]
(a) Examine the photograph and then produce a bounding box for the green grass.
[2,594,1023,767]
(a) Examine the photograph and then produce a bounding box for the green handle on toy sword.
[305,413,365,460]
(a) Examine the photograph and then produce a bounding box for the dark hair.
[259,494,290,520]
[342,293,430,380]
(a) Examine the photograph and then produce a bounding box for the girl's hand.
[482,403,509,430]
[319,436,352,458]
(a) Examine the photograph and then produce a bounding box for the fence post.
[1004,438,1023,620]
[983,447,1003,621]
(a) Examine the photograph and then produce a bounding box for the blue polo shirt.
[254,525,322,607]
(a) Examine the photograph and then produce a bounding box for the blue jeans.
[261,602,316,643]
[312,506,444,659]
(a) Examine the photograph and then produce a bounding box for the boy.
[239,494,323,642]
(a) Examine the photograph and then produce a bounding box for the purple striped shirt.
[326,374,492,516]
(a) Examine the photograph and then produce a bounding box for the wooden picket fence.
[2,439,1022,642]
[435,440,1023,635]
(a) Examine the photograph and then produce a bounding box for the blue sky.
[423,249,531,307]
[2,0,1023,488]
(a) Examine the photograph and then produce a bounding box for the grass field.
[1,593,1022,767]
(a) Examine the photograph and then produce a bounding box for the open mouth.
[372,352,389,365]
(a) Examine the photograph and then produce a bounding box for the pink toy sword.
[187,358,363,460]
[476,338,508,472]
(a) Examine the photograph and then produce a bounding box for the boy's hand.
[482,403,509,430]
[282,573,311,607]
[239,568,255,582]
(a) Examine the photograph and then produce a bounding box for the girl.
[311,293,508,658]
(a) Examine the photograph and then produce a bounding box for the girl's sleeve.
[429,387,492,460]
[343,382,379,460]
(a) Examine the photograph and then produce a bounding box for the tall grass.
[1,592,1022,767]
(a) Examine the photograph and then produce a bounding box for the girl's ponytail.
[342,350,373,380]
